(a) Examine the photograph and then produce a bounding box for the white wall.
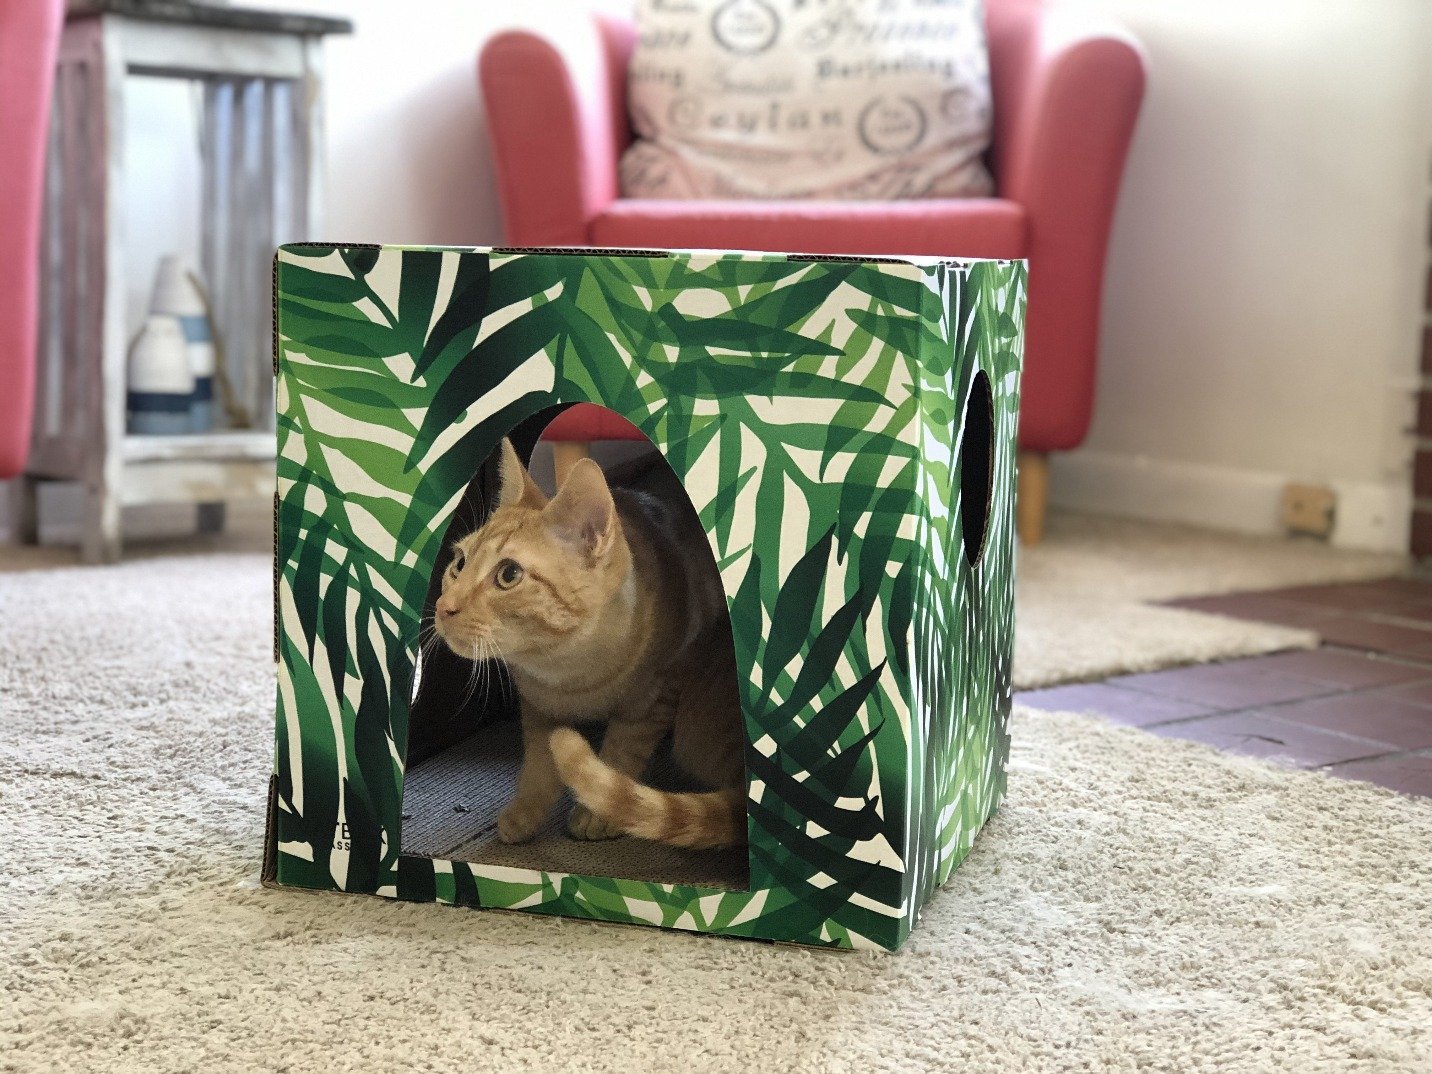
[267,0,504,246]
[91,0,1432,553]
[234,0,631,242]
[1052,0,1432,551]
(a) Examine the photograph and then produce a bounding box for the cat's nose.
[435,598,458,619]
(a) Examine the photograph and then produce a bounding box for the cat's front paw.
[567,804,623,841]
[497,798,550,844]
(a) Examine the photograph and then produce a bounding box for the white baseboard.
[1049,449,1412,554]
[6,453,1414,555]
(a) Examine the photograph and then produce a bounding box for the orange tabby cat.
[433,439,746,850]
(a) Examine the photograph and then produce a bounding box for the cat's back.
[609,460,730,663]
[606,453,709,561]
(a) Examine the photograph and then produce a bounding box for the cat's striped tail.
[548,728,746,850]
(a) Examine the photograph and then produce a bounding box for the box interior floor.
[401,720,751,890]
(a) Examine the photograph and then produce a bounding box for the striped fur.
[549,729,745,849]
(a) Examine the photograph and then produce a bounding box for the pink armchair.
[479,0,1146,542]
[0,0,64,481]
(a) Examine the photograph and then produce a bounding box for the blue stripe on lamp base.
[129,391,194,435]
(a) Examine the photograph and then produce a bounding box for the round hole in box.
[959,370,995,568]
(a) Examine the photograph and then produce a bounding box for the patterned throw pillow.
[620,0,994,200]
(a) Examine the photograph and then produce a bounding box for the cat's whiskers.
[454,635,484,713]
[409,622,445,696]
[480,638,499,715]
[414,622,440,661]
[486,636,515,709]
[471,637,487,713]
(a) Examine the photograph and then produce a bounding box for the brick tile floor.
[1018,579,1432,798]
[1145,710,1391,767]
[1106,662,1332,710]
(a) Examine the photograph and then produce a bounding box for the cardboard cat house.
[265,243,1025,951]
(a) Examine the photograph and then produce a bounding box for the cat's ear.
[496,438,547,510]
[546,458,616,561]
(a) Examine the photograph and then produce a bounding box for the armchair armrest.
[479,15,636,246]
[986,0,1147,450]
[0,0,63,478]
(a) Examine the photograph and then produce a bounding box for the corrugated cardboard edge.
[272,492,280,663]
[268,250,282,890]
[789,251,913,265]
[260,773,280,886]
[271,250,281,379]
[271,248,284,663]
[491,245,668,258]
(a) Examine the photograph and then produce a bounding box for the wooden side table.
[13,0,350,562]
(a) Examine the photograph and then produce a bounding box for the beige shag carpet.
[2,510,1426,1072]
[1013,513,1405,688]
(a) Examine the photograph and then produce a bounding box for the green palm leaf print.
[271,245,1024,950]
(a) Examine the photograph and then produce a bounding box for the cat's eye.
[449,550,466,575]
[493,559,524,590]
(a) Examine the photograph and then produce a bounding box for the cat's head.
[433,439,629,662]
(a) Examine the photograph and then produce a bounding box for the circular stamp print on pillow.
[858,96,928,156]
[711,0,781,55]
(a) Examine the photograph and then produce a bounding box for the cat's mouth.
[434,619,496,658]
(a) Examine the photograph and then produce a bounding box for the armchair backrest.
[596,15,636,159]
[481,15,638,246]
[585,0,1038,187]
[482,1,1146,457]
[985,0,1039,190]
